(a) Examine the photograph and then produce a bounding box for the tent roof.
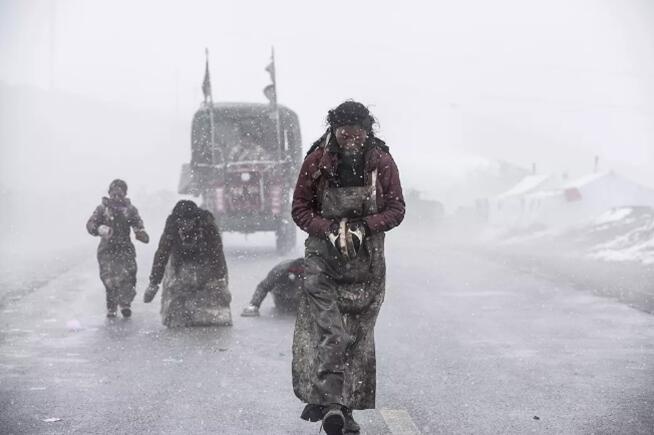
[560,171,612,189]
[497,174,552,199]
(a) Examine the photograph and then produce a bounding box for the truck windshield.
[214,116,278,162]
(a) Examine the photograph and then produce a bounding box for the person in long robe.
[291,101,405,434]
[144,200,231,327]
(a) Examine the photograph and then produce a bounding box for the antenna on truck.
[202,48,217,164]
[202,48,227,186]
[264,47,283,160]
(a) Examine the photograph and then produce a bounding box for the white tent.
[526,171,654,229]
[492,171,654,230]
[487,174,557,228]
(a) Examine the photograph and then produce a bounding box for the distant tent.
[496,174,552,200]
[488,174,557,228]
[490,171,654,230]
[538,171,654,228]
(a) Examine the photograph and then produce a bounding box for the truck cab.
[179,102,302,253]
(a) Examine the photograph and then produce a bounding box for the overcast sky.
[1,0,653,195]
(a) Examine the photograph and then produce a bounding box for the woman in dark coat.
[143,200,231,327]
[291,101,405,434]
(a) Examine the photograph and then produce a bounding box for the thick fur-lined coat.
[149,203,231,327]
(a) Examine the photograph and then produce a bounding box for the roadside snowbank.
[490,206,654,265]
[583,207,654,264]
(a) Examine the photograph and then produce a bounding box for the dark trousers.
[98,248,137,310]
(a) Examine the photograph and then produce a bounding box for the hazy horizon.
[2,0,653,200]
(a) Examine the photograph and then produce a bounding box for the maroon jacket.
[292,138,405,237]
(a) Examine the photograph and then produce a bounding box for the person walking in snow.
[86,179,149,318]
[290,101,405,434]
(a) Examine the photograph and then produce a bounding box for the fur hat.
[327,100,375,133]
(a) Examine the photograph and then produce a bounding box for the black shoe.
[120,307,132,318]
[343,408,360,433]
[322,406,344,435]
[300,404,324,422]
[106,310,117,318]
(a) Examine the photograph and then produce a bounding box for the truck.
[178,102,302,254]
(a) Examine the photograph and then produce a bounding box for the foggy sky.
[1,0,653,196]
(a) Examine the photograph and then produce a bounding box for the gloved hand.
[143,283,159,303]
[346,219,367,254]
[327,219,364,259]
[326,221,340,249]
[98,225,112,239]
[134,229,149,243]
[347,219,368,236]
[241,304,260,317]
[327,219,368,259]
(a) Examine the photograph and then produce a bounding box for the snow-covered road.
[1,228,653,434]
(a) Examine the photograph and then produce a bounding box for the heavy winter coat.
[86,197,146,308]
[291,135,404,410]
[87,197,145,253]
[249,258,304,311]
[149,208,231,327]
[292,136,405,237]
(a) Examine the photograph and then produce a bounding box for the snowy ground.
[492,206,654,265]
[1,226,653,434]
[582,207,654,264]
[477,208,654,314]
[0,245,88,308]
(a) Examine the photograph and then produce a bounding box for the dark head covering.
[327,100,375,133]
[108,179,128,194]
[306,101,388,156]
[171,200,200,219]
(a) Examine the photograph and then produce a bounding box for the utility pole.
[49,0,57,90]
[594,155,599,173]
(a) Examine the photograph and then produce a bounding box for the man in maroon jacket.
[291,101,405,434]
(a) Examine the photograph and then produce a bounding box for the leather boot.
[343,408,360,433]
[322,404,344,435]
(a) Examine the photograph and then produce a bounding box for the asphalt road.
[1,228,653,434]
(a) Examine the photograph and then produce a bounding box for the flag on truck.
[202,48,212,104]
[264,48,282,152]
[263,48,277,106]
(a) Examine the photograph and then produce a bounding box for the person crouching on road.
[291,101,405,434]
[143,200,232,327]
[241,257,304,317]
[86,179,149,318]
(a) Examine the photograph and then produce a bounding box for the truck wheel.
[276,220,297,254]
[210,213,223,237]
